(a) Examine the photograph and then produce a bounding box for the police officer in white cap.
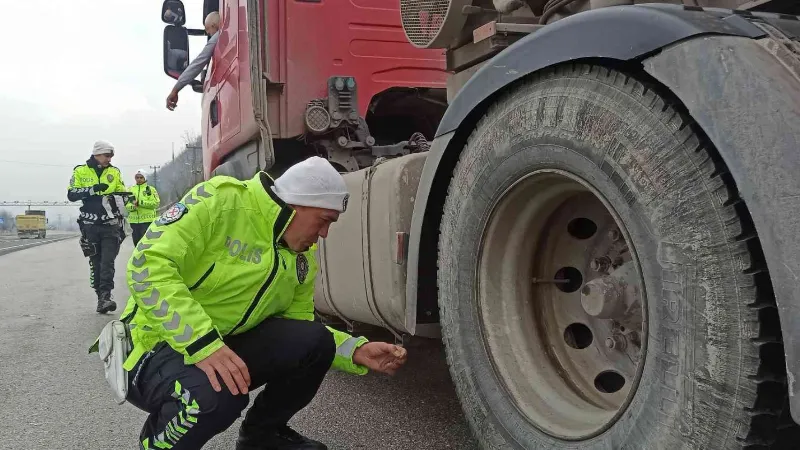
[106,156,407,449]
[68,140,129,313]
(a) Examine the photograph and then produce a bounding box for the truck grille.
[401,0,454,48]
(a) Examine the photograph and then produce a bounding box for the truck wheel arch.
[406,4,800,423]
[407,5,763,330]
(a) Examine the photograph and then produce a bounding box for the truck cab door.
[204,0,241,151]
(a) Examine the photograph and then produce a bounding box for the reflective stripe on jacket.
[94,172,369,375]
[126,183,160,223]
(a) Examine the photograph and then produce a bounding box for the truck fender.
[643,30,800,422]
[406,5,765,332]
[436,4,764,138]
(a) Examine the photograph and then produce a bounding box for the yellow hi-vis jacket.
[67,158,127,225]
[126,183,161,224]
[91,172,369,375]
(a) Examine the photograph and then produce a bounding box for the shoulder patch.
[155,203,188,226]
[342,194,349,212]
[296,253,309,284]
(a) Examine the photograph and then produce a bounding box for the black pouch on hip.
[80,237,98,257]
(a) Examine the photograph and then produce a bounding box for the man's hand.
[195,345,251,395]
[166,89,179,111]
[352,342,408,375]
[133,200,139,208]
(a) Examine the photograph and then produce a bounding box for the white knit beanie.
[135,169,147,180]
[93,140,115,156]
[272,156,350,213]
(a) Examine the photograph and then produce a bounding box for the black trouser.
[131,222,151,247]
[84,223,122,294]
[127,318,336,450]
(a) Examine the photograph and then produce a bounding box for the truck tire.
[437,64,796,449]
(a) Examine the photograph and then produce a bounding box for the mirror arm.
[187,28,206,36]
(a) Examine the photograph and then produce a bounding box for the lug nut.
[605,335,627,351]
[590,257,612,272]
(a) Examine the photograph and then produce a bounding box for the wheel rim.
[477,169,647,440]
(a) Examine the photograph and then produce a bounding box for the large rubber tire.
[437,64,794,449]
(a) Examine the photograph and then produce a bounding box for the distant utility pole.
[150,165,162,190]
[187,144,202,184]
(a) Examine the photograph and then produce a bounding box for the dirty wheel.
[437,64,793,449]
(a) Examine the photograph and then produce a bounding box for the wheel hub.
[477,169,647,440]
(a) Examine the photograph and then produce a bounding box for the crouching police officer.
[127,169,161,246]
[68,140,128,313]
[107,156,407,449]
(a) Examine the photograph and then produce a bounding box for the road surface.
[0,231,79,256]
[0,237,477,449]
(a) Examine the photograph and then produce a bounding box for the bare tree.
[151,130,204,211]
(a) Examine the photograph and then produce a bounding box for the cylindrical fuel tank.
[314,153,427,333]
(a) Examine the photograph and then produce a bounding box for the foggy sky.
[0,1,207,219]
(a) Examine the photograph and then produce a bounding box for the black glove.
[92,183,109,194]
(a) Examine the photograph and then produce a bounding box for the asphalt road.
[0,231,79,256]
[0,237,477,449]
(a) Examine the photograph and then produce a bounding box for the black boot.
[236,424,327,450]
[96,291,117,314]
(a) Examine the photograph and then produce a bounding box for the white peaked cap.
[272,156,350,213]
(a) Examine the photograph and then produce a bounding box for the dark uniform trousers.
[84,223,122,294]
[131,223,151,247]
[127,318,336,449]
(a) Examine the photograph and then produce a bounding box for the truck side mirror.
[162,0,186,26]
[163,25,190,80]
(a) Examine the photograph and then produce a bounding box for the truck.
[161,0,800,448]
[15,210,47,239]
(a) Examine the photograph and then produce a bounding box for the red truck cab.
[162,0,448,179]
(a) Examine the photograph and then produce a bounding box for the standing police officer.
[127,169,161,246]
[99,156,407,449]
[68,140,128,313]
